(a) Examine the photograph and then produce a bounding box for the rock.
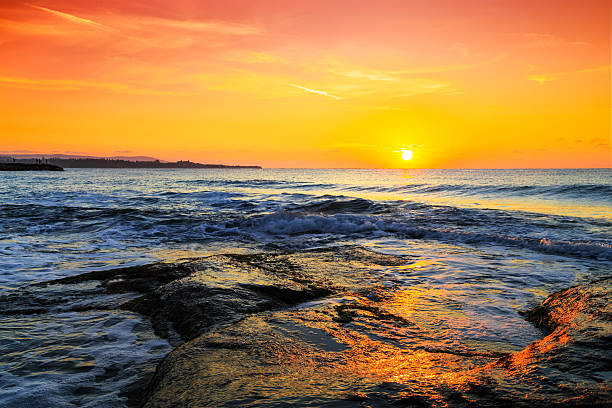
[120,247,405,343]
[19,245,409,405]
[22,247,611,407]
[141,277,612,407]
[473,277,612,406]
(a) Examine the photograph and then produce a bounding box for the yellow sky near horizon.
[0,0,610,168]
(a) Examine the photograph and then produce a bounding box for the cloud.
[329,69,399,81]
[31,5,104,27]
[290,84,343,100]
[29,5,258,36]
[527,74,559,83]
[6,5,261,44]
[527,64,610,83]
[149,18,261,35]
[223,51,285,64]
[328,55,503,84]
[451,43,470,58]
[578,65,611,73]
[510,33,590,47]
[0,76,180,95]
[392,55,504,75]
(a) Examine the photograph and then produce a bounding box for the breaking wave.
[239,212,612,260]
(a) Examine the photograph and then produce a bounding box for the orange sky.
[0,0,610,168]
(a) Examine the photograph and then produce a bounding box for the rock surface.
[140,269,611,407]
[120,247,406,344]
[13,246,611,407]
[480,277,612,406]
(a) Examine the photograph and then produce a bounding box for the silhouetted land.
[2,158,261,169]
[47,158,261,169]
[0,163,64,171]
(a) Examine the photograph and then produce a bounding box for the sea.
[0,168,610,407]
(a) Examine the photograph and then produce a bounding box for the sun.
[401,149,414,161]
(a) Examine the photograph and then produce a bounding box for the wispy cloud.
[452,43,470,58]
[290,84,343,100]
[578,65,611,73]
[223,51,285,64]
[527,74,559,83]
[329,69,398,81]
[510,33,590,48]
[149,19,261,35]
[0,76,179,95]
[19,5,261,39]
[31,5,104,27]
[527,64,610,83]
[328,55,503,82]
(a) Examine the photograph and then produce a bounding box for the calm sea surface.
[1,168,611,406]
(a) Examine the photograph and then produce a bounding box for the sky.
[0,0,610,168]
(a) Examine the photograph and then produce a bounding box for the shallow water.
[0,168,610,406]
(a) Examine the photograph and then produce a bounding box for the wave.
[2,193,611,261]
[176,179,339,190]
[343,183,612,201]
[174,178,612,203]
[286,197,390,215]
[240,212,612,260]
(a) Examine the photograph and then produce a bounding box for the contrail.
[291,84,343,100]
[31,5,104,27]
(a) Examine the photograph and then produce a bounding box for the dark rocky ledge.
[0,163,64,171]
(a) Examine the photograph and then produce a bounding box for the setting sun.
[402,150,414,161]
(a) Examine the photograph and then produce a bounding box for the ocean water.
[0,168,611,406]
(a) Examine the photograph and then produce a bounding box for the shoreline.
[0,163,64,171]
[11,246,611,407]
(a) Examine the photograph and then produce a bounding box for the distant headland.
[0,155,261,170]
[0,162,64,171]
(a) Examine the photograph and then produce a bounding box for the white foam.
[241,212,612,260]
[0,311,171,408]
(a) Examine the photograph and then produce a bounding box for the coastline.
[12,246,611,407]
[0,163,64,171]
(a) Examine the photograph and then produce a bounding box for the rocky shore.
[8,246,611,407]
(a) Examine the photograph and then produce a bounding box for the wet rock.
[141,277,612,407]
[21,247,610,407]
[0,263,195,317]
[140,300,471,407]
[32,262,195,293]
[8,244,404,346]
[333,303,414,325]
[472,277,612,406]
[120,246,402,343]
[8,246,407,407]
